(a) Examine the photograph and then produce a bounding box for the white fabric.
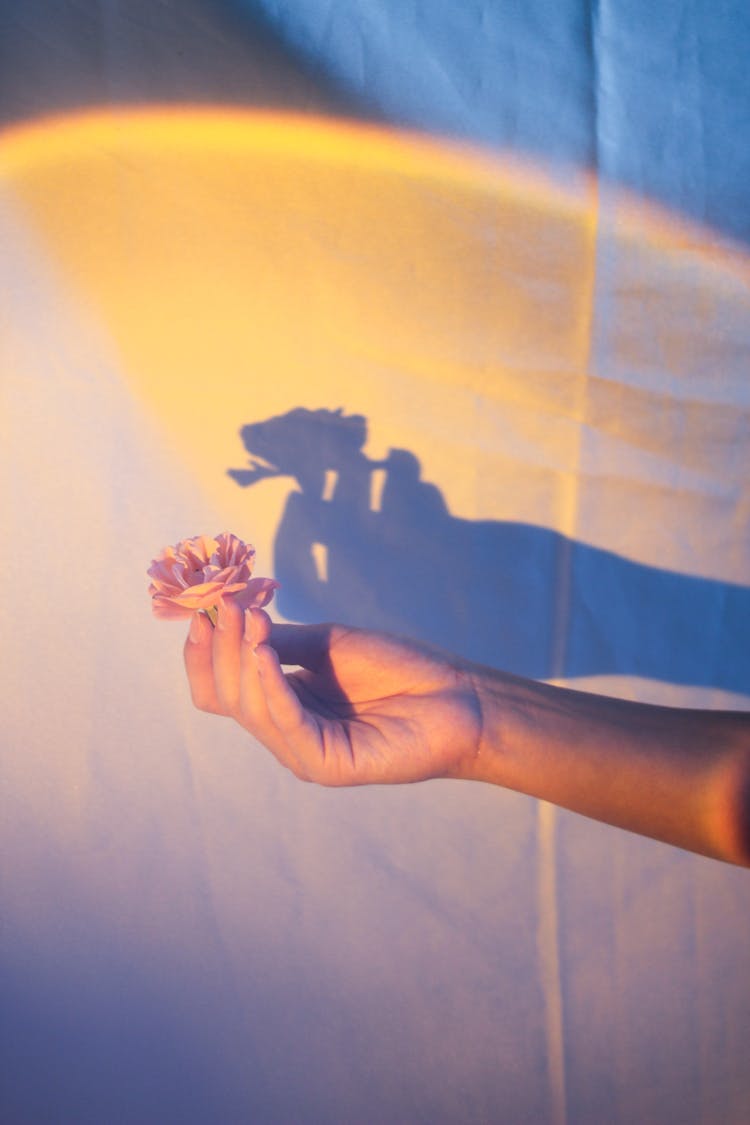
[1,4,749,1123]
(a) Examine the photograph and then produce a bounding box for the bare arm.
[184,600,750,866]
[460,668,750,866]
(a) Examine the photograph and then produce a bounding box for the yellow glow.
[0,109,594,513]
[0,107,589,207]
[2,108,747,574]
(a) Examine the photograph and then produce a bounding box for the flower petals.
[147,532,277,619]
[234,577,281,610]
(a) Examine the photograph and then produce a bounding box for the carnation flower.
[148,532,278,622]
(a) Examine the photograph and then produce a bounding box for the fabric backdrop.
[1,3,749,1123]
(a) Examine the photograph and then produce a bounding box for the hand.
[182,599,750,863]
[184,600,482,785]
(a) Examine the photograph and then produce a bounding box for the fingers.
[239,611,315,777]
[184,611,223,713]
[244,609,320,737]
[237,612,328,778]
[184,598,254,717]
[238,609,276,734]
[254,642,307,733]
[247,606,272,648]
[212,596,245,714]
[184,604,324,778]
[223,606,335,672]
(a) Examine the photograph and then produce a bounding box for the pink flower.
[148,532,279,621]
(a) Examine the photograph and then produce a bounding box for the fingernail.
[189,613,203,643]
[216,598,227,630]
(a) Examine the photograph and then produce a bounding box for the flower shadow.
[229,407,749,695]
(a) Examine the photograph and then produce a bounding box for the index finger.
[184,611,223,713]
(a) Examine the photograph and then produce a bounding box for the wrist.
[455,663,750,865]
[451,663,531,788]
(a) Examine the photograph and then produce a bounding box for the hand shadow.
[229,408,749,695]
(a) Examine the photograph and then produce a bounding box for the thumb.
[263,615,334,672]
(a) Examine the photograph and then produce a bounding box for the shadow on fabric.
[229,0,750,246]
[228,407,749,695]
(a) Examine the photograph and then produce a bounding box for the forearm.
[459,665,750,866]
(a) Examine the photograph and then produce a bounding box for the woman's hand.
[184,599,482,786]
[184,598,750,864]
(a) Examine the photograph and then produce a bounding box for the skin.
[184,598,750,867]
